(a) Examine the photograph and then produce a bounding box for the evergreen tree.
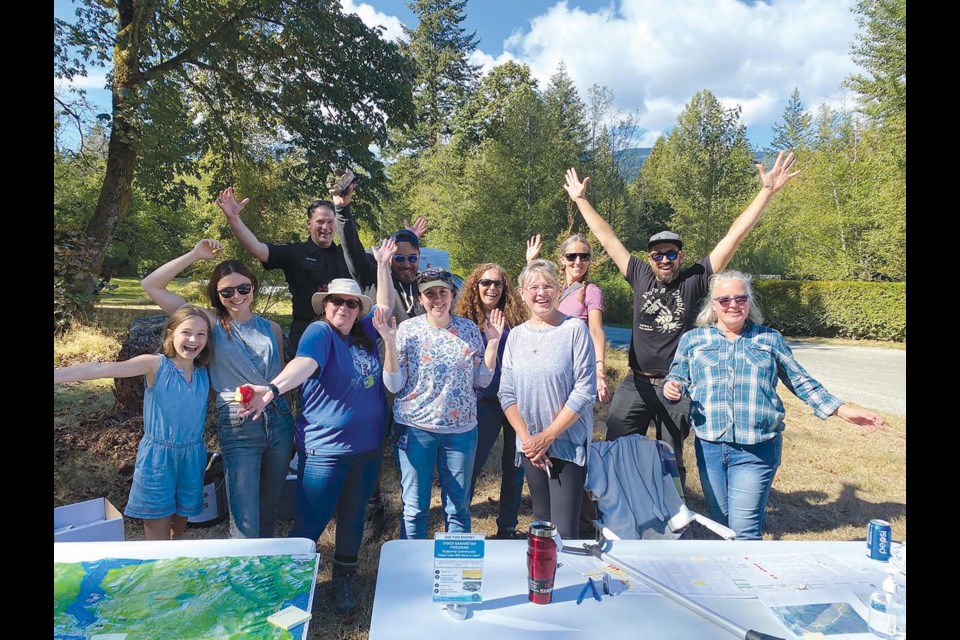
[765,88,812,156]
[845,0,906,131]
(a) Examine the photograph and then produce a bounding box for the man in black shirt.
[562,153,799,486]
[216,179,375,360]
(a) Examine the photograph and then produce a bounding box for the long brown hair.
[160,305,213,367]
[206,260,259,339]
[557,234,593,307]
[455,263,527,328]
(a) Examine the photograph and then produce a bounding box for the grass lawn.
[54,286,906,640]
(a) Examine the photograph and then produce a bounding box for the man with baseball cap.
[562,153,800,486]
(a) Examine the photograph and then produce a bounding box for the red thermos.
[527,520,559,604]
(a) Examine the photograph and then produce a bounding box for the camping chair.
[585,434,735,540]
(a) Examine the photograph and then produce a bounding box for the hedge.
[594,275,905,342]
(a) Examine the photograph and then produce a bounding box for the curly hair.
[455,263,528,328]
[694,271,764,328]
[557,234,593,308]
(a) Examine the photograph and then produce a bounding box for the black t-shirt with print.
[625,255,713,376]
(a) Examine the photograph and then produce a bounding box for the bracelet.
[267,383,281,401]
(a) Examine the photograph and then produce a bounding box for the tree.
[845,0,906,131]
[765,88,812,156]
[399,0,480,152]
[54,0,415,306]
[643,90,756,260]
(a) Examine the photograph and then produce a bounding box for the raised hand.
[484,308,505,342]
[216,187,250,221]
[526,234,542,263]
[332,182,356,208]
[758,151,801,194]
[563,167,591,201]
[192,238,222,261]
[372,306,397,342]
[373,237,398,265]
[404,216,429,238]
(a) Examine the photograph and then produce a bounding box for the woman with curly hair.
[456,263,529,539]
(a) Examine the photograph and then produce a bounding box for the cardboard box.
[54,497,125,542]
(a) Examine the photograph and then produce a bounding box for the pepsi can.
[866,519,892,561]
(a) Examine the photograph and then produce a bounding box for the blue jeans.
[217,399,294,538]
[393,423,477,540]
[695,435,782,540]
[470,397,525,532]
[290,446,382,558]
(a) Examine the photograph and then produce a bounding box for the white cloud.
[341,0,406,42]
[494,0,863,147]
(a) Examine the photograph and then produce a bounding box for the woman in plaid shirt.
[664,271,884,539]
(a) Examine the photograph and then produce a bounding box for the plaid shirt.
[665,322,842,444]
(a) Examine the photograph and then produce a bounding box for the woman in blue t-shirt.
[239,241,395,615]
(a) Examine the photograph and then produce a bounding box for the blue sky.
[55,0,866,150]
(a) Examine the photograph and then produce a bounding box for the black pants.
[522,456,586,540]
[605,372,691,487]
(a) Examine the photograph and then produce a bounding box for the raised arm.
[334,184,378,289]
[404,216,429,238]
[141,239,221,317]
[525,234,542,264]
[709,151,800,273]
[216,187,269,264]
[371,237,398,315]
[563,168,632,275]
[373,307,404,393]
[54,354,161,386]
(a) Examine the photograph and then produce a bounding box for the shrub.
[54,325,122,367]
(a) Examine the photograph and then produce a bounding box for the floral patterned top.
[392,315,494,433]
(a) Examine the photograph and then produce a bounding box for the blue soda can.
[866,519,892,561]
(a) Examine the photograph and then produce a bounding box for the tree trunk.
[77,1,142,302]
[113,314,167,416]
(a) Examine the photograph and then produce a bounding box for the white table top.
[370,539,900,640]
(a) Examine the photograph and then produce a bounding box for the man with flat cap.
[562,153,800,486]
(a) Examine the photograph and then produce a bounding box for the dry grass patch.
[54,326,122,367]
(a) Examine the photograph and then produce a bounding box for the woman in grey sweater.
[499,260,597,539]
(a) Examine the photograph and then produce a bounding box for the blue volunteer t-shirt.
[295,315,387,454]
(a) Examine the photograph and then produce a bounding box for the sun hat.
[311,278,373,316]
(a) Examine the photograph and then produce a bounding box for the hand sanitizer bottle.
[868,570,906,639]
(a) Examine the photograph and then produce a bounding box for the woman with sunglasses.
[238,240,396,614]
[527,233,610,403]
[455,263,529,539]
[663,271,884,540]
[141,239,294,541]
[376,268,505,540]
[499,260,597,540]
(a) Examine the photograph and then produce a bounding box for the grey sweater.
[498,315,596,466]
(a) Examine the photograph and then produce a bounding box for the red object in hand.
[234,385,254,403]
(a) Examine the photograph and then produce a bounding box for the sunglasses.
[328,296,361,310]
[713,295,750,308]
[564,252,591,262]
[217,284,253,299]
[417,269,454,284]
[478,278,504,288]
[393,254,420,264]
[649,250,680,263]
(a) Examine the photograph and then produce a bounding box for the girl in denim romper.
[54,306,212,540]
[142,238,294,539]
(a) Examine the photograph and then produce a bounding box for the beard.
[654,268,679,284]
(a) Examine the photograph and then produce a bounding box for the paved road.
[603,326,906,416]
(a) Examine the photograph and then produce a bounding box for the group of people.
[54,154,885,614]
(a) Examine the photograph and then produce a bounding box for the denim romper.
[123,356,209,519]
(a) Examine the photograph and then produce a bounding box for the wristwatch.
[268,383,281,401]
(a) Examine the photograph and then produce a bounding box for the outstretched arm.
[709,151,800,273]
[55,354,161,386]
[563,168,631,275]
[238,356,319,421]
[141,239,221,317]
[216,187,269,264]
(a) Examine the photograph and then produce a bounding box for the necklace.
[529,326,550,354]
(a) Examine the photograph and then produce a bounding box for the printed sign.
[432,533,485,604]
